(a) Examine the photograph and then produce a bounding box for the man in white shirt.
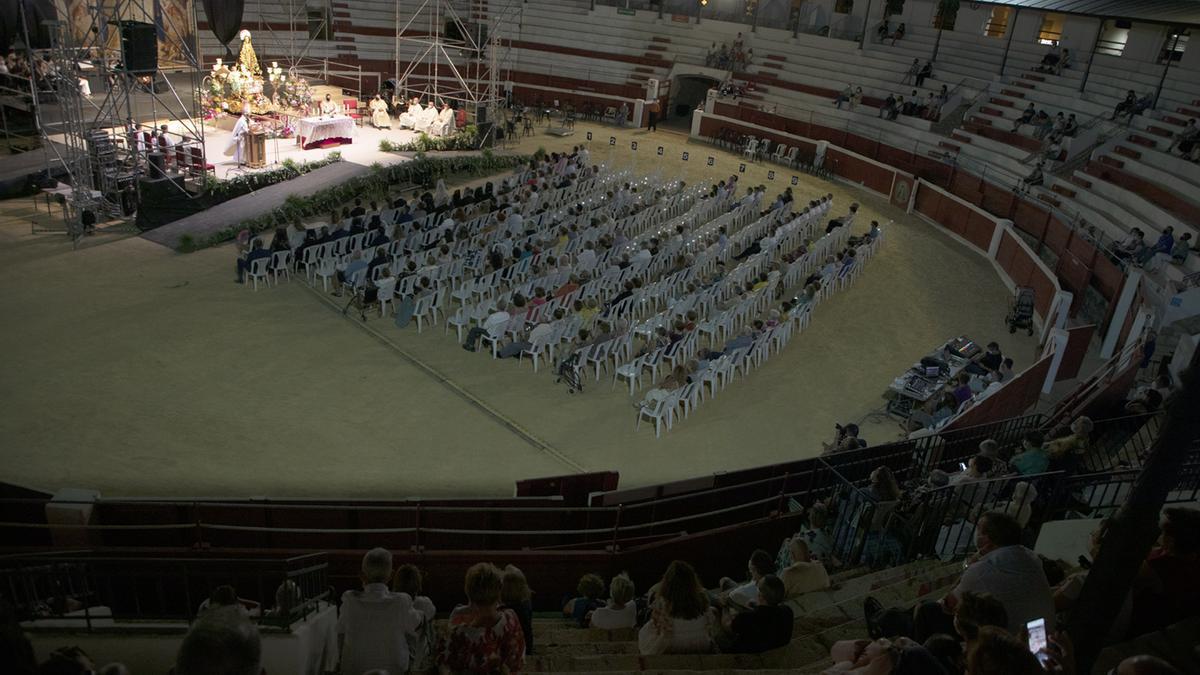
[590,574,637,630]
[908,511,1054,641]
[337,548,425,675]
[720,549,775,608]
[463,306,510,352]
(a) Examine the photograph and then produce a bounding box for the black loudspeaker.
[119,21,158,73]
[147,151,166,178]
[475,104,488,126]
[477,122,495,148]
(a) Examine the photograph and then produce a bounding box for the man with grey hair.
[175,605,262,675]
[337,547,429,675]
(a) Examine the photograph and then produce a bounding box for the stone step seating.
[505,559,962,673]
[1081,162,1199,239]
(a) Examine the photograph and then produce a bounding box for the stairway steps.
[1098,155,1125,169]
[766,54,787,61]
[1070,175,1093,189]
[1051,183,1077,199]
[1113,145,1142,161]
[1179,105,1200,117]
[1011,80,1037,90]
[1162,114,1188,126]
[970,116,994,127]
[1147,125,1174,138]
[951,132,972,143]
[1128,133,1159,148]
[1021,73,1046,82]
[938,141,962,151]
[979,106,1005,117]
[989,97,1015,108]
[1037,193,1061,208]
[650,36,671,43]
[1000,89,1026,98]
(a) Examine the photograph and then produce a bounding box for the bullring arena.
[1,0,1198,674]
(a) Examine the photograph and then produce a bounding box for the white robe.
[417,107,439,134]
[225,115,250,162]
[320,100,338,116]
[399,104,423,128]
[433,108,455,137]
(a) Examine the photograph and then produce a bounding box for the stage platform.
[197,120,420,180]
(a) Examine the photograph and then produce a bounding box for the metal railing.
[0,552,331,631]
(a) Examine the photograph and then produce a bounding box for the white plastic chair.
[313,258,337,292]
[376,277,397,317]
[270,250,292,285]
[518,331,553,372]
[411,292,436,332]
[636,388,680,438]
[246,256,271,290]
[677,381,701,419]
[613,353,649,395]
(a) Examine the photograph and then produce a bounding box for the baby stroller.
[556,351,584,394]
[1007,286,1036,335]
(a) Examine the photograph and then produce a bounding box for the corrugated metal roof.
[982,0,1200,25]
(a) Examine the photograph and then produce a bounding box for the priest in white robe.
[319,94,339,116]
[224,112,251,164]
[433,103,455,137]
[369,95,391,128]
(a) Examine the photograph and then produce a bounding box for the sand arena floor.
[0,121,1040,499]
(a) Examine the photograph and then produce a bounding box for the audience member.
[500,564,534,655]
[175,605,262,675]
[1128,506,1200,636]
[563,573,606,626]
[718,549,776,607]
[440,563,525,673]
[338,548,426,675]
[393,564,438,671]
[722,575,793,654]
[780,538,831,599]
[1009,431,1049,476]
[589,573,637,630]
[965,626,1042,675]
[639,561,715,655]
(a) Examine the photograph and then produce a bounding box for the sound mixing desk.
[885,336,982,418]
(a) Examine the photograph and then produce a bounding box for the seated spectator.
[1128,506,1200,636]
[1170,232,1192,264]
[1113,228,1146,260]
[833,84,854,109]
[197,584,254,616]
[640,560,715,655]
[1011,103,1036,132]
[913,511,1055,639]
[1125,387,1164,414]
[1113,655,1184,674]
[462,304,510,352]
[888,22,906,45]
[1166,118,1198,160]
[915,61,933,88]
[780,538,831,599]
[876,19,890,41]
[338,548,425,675]
[722,575,793,654]
[1037,43,1063,71]
[500,565,533,655]
[777,502,835,569]
[1111,90,1137,120]
[1000,482,1038,529]
[563,573,605,626]
[175,605,262,675]
[967,342,1003,376]
[902,58,920,85]
[1045,415,1093,464]
[1017,161,1044,192]
[718,549,776,607]
[1009,432,1049,476]
[1062,113,1079,137]
[1032,111,1055,140]
[966,626,1043,674]
[589,573,637,630]
[235,239,272,284]
[880,94,899,121]
[440,563,525,673]
[394,564,438,670]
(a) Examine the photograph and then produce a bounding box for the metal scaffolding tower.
[393,0,520,130]
[26,0,206,239]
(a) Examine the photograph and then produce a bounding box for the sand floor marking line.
[297,280,587,473]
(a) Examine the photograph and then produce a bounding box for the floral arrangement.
[379,125,481,153]
[180,151,530,251]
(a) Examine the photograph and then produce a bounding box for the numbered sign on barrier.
[682,151,689,161]
[657,146,664,156]
[738,163,746,173]
[791,175,799,186]
[706,156,714,166]
[631,141,638,151]
[768,170,776,180]
[609,136,616,146]
[586,131,593,141]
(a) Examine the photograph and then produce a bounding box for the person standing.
[648,98,660,131]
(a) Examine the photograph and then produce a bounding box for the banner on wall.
[891,174,913,210]
[60,0,196,67]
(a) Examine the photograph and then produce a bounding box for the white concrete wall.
[1059,16,1100,54]
[1122,23,1167,63]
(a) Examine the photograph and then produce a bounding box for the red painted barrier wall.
[1056,324,1097,382]
[947,355,1054,430]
